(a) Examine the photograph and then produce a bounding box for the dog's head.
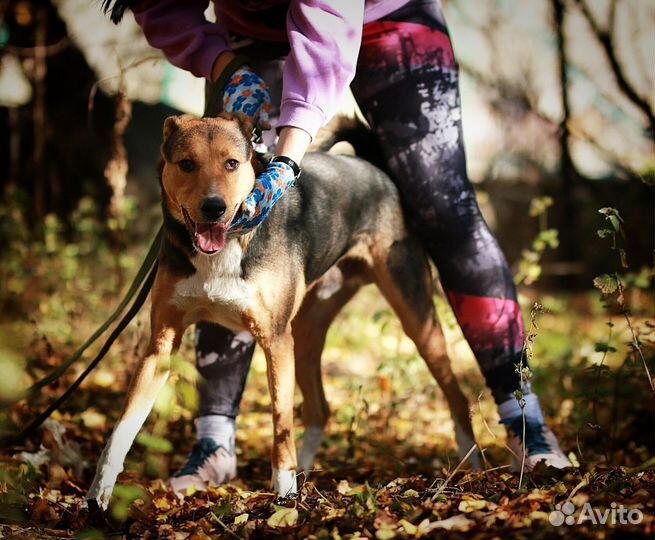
[160,113,256,254]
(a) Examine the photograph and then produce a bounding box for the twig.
[210,512,242,539]
[621,305,655,394]
[515,303,542,490]
[476,391,518,463]
[565,472,592,504]
[456,464,512,487]
[87,55,161,114]
[430,443,478,501]
[3,38,69,57]
[311,482,334,508]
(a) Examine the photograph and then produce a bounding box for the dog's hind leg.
[86,292,184,512]
[293,262,369,472]
[372,238,480,469]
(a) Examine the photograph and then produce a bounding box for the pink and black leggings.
[196,0,526,416]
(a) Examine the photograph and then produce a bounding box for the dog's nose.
[200,197,227,221]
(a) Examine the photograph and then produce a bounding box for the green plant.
[515,196,559,285]
[593,207,654,394]
[514,302,541,490]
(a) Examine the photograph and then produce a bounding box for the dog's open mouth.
[182,208,229,255]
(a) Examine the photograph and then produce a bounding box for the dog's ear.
[163,116,181,142]
[163,114,197,142]
[164,116,184,141]
[161,117,181,163]
[162,115,196,161]
[220,112,254,147]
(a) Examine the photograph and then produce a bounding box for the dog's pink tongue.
[196,222,228,253]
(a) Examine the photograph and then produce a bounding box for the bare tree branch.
[573,0,655,137]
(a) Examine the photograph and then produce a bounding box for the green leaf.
[540,229,559,249]
[593,274,618,294]
[529,196,553,217]
[153,383,176,417]
[111,484,147,521]
[594,342,617,353]
[596,228,613,238]
[135,433,173,454]
[608,215,621,232]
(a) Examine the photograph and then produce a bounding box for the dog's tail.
[312,115,391,175]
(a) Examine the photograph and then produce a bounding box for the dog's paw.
[86,483,113,514]
[272,468,298,498]
[298,425,324,473]
[86,496,113,529]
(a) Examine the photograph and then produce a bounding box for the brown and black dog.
[87,113,477,511]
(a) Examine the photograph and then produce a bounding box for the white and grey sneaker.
[169,437,237,495]
[504,417,572,471]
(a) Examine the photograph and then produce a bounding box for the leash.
[7,226,162,444]
[25,226,162,396]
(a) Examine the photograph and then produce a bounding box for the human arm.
[131,0,231,81]
[279,0,365,140]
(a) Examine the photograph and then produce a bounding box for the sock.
[497,391,545,425]
[195,415,236,454]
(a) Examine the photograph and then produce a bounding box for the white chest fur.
[171,240,253,329]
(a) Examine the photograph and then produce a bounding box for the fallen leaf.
[15,447,51,468]
[336,480,365,496]
[375,526,396,540]
[267,507,298,528]
[568,452,580,467]
[234,513,248,525]
[458,499,487,513]
[430,514,474,532]
[80,409,106,429]
[153,496,171,511]
[398,519,416,534]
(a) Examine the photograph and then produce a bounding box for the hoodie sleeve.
[132,0,231,81]
[279,0,365,139]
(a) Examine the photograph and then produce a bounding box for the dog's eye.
[225,159,240,171]
[178,159,197,173]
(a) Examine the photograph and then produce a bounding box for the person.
[102,0,571,492]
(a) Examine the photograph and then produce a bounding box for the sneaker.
[169,437,237,495]
[504,417,573,471]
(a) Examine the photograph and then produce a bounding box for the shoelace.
[173,437,222,477]
[504,417,552,455]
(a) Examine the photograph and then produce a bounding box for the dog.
[86,112,478,511]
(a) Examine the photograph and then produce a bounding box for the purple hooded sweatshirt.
[132,0,409,139]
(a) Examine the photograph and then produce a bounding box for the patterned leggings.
[196,0,525,417]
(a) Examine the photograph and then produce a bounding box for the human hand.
[222,66,272,132]
[229,160,297,234]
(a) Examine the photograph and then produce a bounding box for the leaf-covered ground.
[0,207,653,539]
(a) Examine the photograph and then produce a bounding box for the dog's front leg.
[263,329,298,497]
[87,306,183,512]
